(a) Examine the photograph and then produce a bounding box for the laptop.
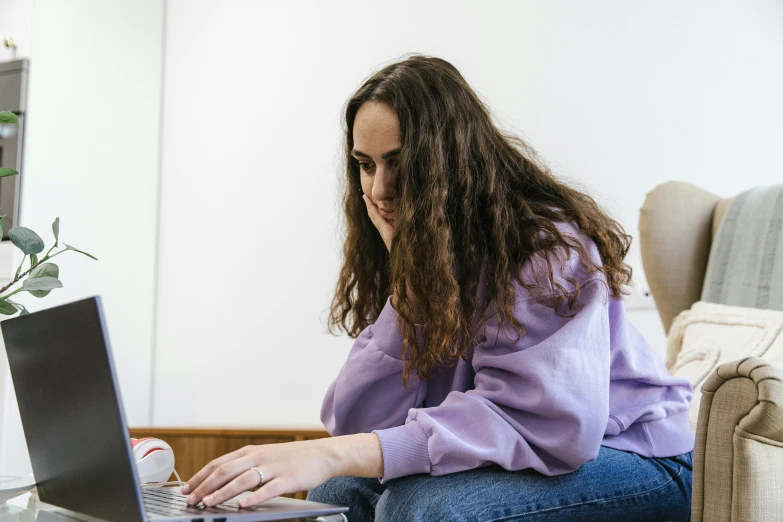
[1,296,348,522]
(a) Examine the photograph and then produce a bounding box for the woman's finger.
[202,468,265,507]
[237,478,289,508]
[362,195,383,226]
[186,454,257,505]
[362,195,394,249]
[182,446,250,494]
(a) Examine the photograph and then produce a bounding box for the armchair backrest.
[638,182,730,332]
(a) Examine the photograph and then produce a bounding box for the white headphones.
[130,437,179,484]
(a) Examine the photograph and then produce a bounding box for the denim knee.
[307,476,368,506]
[376,476,460,522]
[307,476,384,521]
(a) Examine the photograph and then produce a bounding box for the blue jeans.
[307,447,693,521]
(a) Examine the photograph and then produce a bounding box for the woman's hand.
[362,194,394,251]
[181,433,383,508]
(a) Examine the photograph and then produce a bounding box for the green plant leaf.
[0,168,18,178]
[9,227,45,255]
[22,276,63,293]
[29,262,58,279]
[0,111,18,124]
[52,217,60,247]
[64,244,97,260]
[28,262,60,298]
[0,300,18,315]
[4,299,26,314]
[30,253,38,267]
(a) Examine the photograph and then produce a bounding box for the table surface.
[0,492,63,521]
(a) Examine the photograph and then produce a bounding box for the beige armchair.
[639,182,783,522]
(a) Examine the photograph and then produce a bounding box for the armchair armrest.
[692,357,783,522]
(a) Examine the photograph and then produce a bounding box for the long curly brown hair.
[330,56,632,383]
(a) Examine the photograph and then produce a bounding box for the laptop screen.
[2,297,145,522]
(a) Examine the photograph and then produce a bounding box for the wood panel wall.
[129,428,330,501]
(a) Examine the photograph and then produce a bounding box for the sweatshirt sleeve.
[320,298,427,436]
[373,278,612,481]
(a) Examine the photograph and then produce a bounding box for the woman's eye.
[359,162,374,172]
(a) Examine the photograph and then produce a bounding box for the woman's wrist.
[321,433,384,479]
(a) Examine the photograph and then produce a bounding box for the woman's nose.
[372,166,396,202]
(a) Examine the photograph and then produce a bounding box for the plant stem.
[14,255,25,279]
[0,248,66,296]
[1,288,23,300]
[41,249,66,264]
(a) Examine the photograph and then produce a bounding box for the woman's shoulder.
[517,219,605,298]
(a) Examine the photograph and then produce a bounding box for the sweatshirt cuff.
[373,421,432,482]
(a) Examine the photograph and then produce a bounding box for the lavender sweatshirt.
[322,222,694,482]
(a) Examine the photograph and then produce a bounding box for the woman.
[181,56,694,521]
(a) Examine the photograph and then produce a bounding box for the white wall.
[153,0,783,428]
[0,0,32,62]
[0,0,164,475]
[1,1,781,453]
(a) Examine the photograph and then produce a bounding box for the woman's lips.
[379,208,396,220]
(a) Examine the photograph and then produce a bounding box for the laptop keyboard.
[142,487,240,518]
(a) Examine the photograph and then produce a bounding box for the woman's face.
[352,101,401,223]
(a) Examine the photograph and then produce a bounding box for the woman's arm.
[183,279,612,507]
[374,279,612,481]
[181,433,384,507]
[321,297,427,435]
[181,296,422,507]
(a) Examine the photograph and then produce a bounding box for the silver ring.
[250,467,265,486]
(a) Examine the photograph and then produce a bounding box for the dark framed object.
[0,59,28,239]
